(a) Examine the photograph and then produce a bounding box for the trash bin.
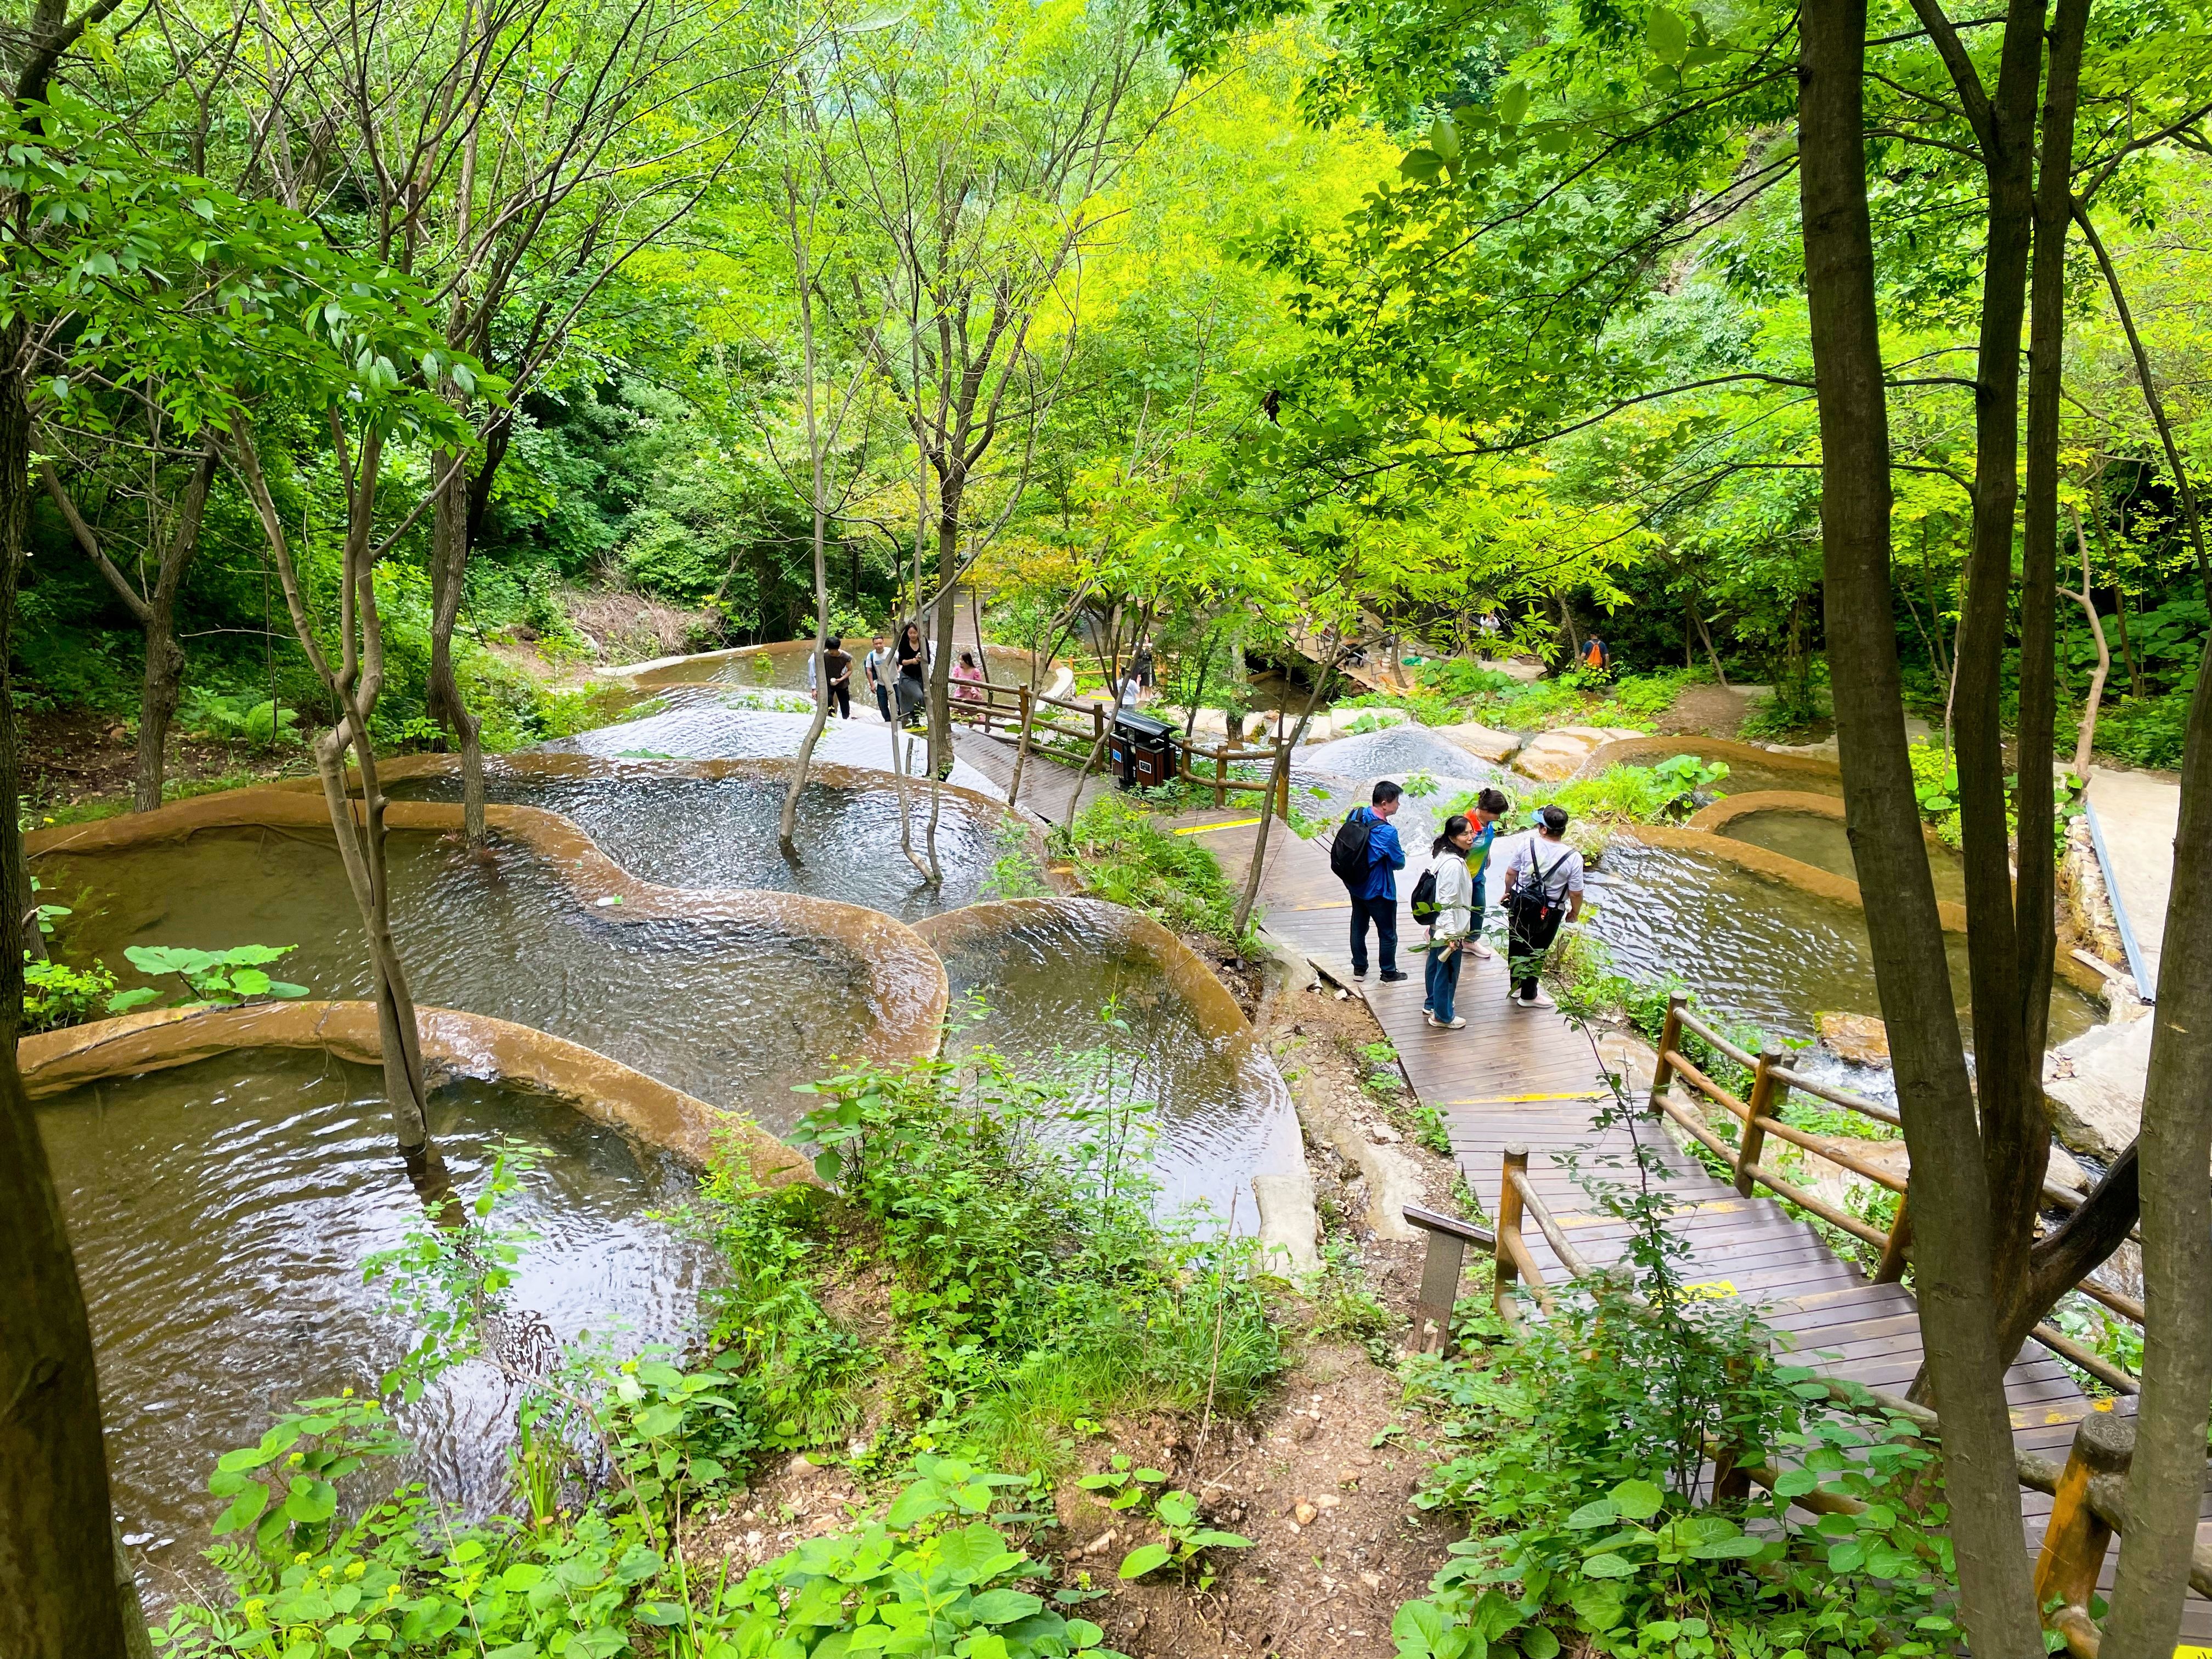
[1109,709,1176,790]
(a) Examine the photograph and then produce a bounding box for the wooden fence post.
[1273,744,1291,819]
[1495,1145,1528,1315]
[1874,1196,1914,1284]
[1736,1049,1781,1197]
[1214,751,1226,809]
[1649,995,1685,1111]
[2033,1407,2134,1650]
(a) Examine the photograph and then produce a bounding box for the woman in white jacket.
[1423,814,1480,1030]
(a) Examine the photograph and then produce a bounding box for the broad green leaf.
[967,1589,1044,1624]
[104,987,159,1013]
[1647,7,1688,63]
[283,1477,336,1523]
[1522,1627,1561,1659]
[1118,1543,1172,1579]
[1564,1498,1617,1529]
[1429,113,1460,161]
[1497,81,1531,125]
[1610,1479,1663,1521]
[1578,1553,1641,1579]
[1686,1535,1765,1560]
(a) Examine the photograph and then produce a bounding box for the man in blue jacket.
[1345,780,1407,981]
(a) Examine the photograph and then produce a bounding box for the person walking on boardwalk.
[1420,813,1479,1029]
[1499,804,1584,1008]
[1329,780,1407,983]
[894,622,929,729]
[865,637,894,721]
[952,649,986,726]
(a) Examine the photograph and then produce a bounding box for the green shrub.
[1393,1282,1958,1658]
[2095,690,2192,770]
[1048,793,1249,947]
[23,955,119,1032]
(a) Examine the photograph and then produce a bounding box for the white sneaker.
[1470,939,1494,960]
[1427,1013,1466,1030]
[1520,989,1556,1009]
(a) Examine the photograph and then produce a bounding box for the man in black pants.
[819,636,853,718]
[1342,780,1408,982]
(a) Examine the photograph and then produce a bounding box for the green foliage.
[1447,756,1725,830]
[108,943,309,1012]
[984,819,1052,899]
[2096,690,2193,769]
[180,687,302,748]
[1392,1283,1959,1659]
[22,954,118,1032]
[792,1053,1283,1459]
[1048,793,1251,947]
[1074,1456,1251,1588]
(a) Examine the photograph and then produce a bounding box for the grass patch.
[1048,791,1252,948]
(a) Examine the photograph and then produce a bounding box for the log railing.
[1646,994,2141,1396]
[1402,1151,2203,1657]
[947,682,1292,816]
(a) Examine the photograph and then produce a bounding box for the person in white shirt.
[1500,804,1584,1008]
[1422,814,1480,1030]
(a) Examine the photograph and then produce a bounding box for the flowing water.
[1582,838,2101,1072]
[1718,807,1968,905]
[918,899,1300,1224]
[385,765,1000,921]
[44,1050,712,1587]
[38,828,896,1130]
[631,640,1037,693]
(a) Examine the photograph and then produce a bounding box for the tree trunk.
[1797,5,2042,1651]
[427,450,487,847]
[778,171,833,858]
[1,337,144,1659]
[2063,506,2111,776]
[133,600,184,815]
[1234,634,1334,937]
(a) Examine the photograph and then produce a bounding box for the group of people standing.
[811,626,986,727]
[1332,781,1585,1029]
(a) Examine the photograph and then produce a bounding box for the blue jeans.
[1350,894,1397,975]
[1424,942,1463,1022]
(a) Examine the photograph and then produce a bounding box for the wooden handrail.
[1509,1166,1594,1279]
[1650,995,2143,1376]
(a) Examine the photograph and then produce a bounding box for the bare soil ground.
[1652,681,1758,738]
[19,709,318,821]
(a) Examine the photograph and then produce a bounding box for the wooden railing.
[948,681,1291,816]
[1402,1153,2204,1657]
[1646,994,2141,1396]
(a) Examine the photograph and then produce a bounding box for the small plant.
[106,943,309,1013]
[23,956,119,1032]
[1359,1039,1404,1098]
[1082,1459,1251,1589]
[984,818,1051,899]
[182,687,301,748]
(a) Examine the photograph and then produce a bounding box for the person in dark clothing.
[894,622,928,727]
[1341,780,1408,981]
[820,635,853,719]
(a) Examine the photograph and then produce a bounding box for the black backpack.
[1329,810,1373,886]
[1409,866,1439,923]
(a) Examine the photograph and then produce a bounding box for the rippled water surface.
[1583,839,2099,1053]
[1720,808,1968,905]
[923,900,1297,1223]
[43,1051,711,1585]
[40,828,887,1127]
[386,766,1000,921]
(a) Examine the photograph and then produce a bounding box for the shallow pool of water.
[1584,736,1845,799]
[45,1050,711,1588]
[921,899,1298,1224]
[1582,839,2099,1052]
[1719,808,1967,906]
[385,765,1000,921]
[40,828,890,1128]
[637,640,1038,693]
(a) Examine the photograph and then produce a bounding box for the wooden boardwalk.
[945,738,2205,1629]
[1156,800,2207,1633]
